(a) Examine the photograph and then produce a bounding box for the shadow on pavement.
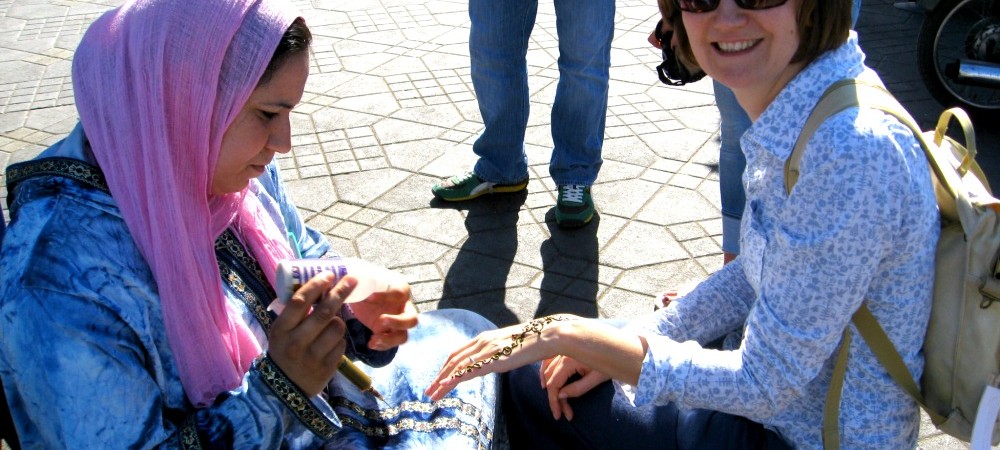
[434,191,526,327]
[536,211,600,319]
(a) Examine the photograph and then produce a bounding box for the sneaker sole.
[433,180,528,202]
[555,210,594,228]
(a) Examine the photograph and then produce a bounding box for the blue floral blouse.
[0,124,497,449]
[621,34,939,449]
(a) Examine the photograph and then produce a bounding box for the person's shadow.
[434,191,527,327]
[536,210,599,319]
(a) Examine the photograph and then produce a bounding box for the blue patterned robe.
[0,124,497,449]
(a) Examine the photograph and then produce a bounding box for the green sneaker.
[431,172,528,201]
[555,184,594,228]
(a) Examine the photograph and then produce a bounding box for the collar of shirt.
[740,32,867,165]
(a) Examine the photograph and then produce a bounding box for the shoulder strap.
[791,80,962,450]
[784,78,983,226]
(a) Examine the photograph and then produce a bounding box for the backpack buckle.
[981,276,1000,309]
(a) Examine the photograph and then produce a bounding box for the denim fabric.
[714,1,862,255]
[714,80,750,255]
[504,363,793,450]
[468,0,613,186]
[326,309,499,449]
[0,129,498,448]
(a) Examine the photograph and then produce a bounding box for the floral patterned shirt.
[622,34,939,449]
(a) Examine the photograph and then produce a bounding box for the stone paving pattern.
[2,0,998,449]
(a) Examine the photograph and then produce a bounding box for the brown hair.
[258,17,312,86]
[658,0,700,70]
[792,0,852,64]
[666,0,853,69]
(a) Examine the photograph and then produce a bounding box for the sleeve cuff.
[253,354,341,440]
[615,335,697,408]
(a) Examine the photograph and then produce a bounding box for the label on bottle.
[274,258,348,302]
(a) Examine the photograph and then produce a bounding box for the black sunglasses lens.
[736,0,789,9]
[676,0,788,12]
[675,0,719,12]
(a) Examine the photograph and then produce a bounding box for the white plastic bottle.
[270,257,403,314]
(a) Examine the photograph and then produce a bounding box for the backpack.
[784,78,1000,449]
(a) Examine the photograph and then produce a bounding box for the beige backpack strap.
[823,329,852,450]
[785,79,861,194]
[792,79,955,450]
[824,305,947,450]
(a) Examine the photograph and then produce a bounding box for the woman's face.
[212,51,309,195]
[682,0,804,113]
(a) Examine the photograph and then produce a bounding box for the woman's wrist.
[540,317,580,357]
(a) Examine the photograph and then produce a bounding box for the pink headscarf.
[72,0,298,406]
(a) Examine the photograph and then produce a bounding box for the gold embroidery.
[6,157,110,195]
[215,229,272,294]
[328,396,480,422]
[256,355,338,439]
[215,230,274,331]
[178,415,202,450]
[330,396,492,450]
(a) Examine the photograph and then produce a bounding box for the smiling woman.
[424,0,939,448]
[0,0,497,448]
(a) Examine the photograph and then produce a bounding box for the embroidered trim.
[255,355,338,440]
[215,229,273,297]
[329,396,479,422]
[328,396,492,450]
[5,157,110,196]
[178,415,202,450]
[215,230,275,331]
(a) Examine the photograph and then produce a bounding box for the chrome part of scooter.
[946,59,1000,88]
[918,0,1000,117]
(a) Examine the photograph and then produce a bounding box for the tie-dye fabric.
[0,127,497,448]
[620,33,939,449]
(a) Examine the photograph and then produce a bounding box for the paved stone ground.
[1,0,998,449]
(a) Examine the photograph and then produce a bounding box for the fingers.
[312,317,348,367]
[370,305,419,334]
[368,329,408,351]
[559,370,610,400]
[425,338,494,401]
[270,272,336,333]
[543,357,573,420]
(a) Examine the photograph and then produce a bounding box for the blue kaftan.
[0,124,497,449]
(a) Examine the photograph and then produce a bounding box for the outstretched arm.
[424,316,647,401]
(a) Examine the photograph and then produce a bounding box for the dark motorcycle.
[916,0,1000,118]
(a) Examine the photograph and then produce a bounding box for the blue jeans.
[469,0,613,186]
[714,80,750,255]
[715,0,862,255]
[504,363,793,450]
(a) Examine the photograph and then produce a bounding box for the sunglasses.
[672,0,789,13]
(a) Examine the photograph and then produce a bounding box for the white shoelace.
[561,184,586,203]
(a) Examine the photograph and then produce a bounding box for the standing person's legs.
[714,80,750,261]
[468,0,537,185]
[548,0,613,187]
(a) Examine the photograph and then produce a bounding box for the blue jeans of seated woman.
[469,0,613,186]
[715,0,861,255]
[503,362,793,450]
